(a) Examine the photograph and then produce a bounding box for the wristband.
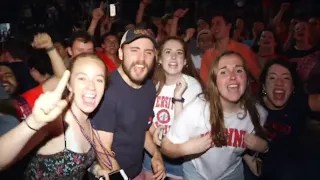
[25,119,39,131]
[172,97,185,104]
[46,46,55,52]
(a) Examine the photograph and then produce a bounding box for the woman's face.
[294,22,309,41]
[259,31,276,48]
[69,57,106,114]
[159,40,186,76]
[264,64,294,109]
[216,54,247,103]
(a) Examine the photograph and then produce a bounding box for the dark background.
[0,0,319,39]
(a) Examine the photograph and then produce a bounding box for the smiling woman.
[156,51,267,180]
[257,58,320,180]
[0,53,113,180]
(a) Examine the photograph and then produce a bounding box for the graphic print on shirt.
[295,51,320,81]
[153,95,174,134]
[199,128,247,148]
[265,121,292,140]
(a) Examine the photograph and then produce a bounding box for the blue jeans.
[183,160,244,180]
[143,152,183,178]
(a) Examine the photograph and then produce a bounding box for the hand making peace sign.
[30,70,70,128]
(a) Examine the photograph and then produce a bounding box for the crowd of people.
[0,0,320,180]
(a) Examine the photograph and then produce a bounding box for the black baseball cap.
[120,29,158,48]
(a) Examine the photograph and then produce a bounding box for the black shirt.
[91,70,156,179]
[262,93,310,159]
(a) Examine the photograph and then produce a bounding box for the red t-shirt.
[15,84,43,121]
[97,51,120,72]
[21,84,43,109]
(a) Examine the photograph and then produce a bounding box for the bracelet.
[46,46,55,52]
[25,119,39,131]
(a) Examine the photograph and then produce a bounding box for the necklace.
[69,108,113,170]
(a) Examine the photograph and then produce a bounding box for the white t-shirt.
[153,74,202,135]
[191,54,202,70]
[167,96,267,180]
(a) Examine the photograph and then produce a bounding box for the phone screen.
[108,169,128,180]
[109,4,116,17]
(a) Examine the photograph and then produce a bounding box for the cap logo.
[134,29,150,36]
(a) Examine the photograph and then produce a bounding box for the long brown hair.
[153,37,203,95]
[204,51,266,147]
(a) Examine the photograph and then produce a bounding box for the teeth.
[135,65,145,68]
[274,90,284,93]
[84,94,95,98]
[169,63,177,66]
[228,85,238,88]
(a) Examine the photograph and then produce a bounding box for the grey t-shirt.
[0,114,19,135]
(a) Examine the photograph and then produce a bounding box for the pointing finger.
[54,70,70,96]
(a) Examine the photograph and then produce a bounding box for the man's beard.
[122,62,151,85]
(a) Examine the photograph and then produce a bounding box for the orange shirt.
[199,40,261,86]
[97,51,120,72]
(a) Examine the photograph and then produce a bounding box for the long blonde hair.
[204,51,266,147]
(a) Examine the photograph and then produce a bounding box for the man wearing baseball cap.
[91,29,165,180]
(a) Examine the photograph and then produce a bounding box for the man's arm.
[91,90,121,173]
[94,131,120,172]
[144,130,166,180]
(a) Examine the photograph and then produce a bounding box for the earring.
[185,64,188,68]
[262,89,267,95]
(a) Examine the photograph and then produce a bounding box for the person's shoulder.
[202,48,216,59]
[234,40,252,51]
[186,95,207,110]
[255,103,268,119]
[144,79,156,93]
[183,74,201,87]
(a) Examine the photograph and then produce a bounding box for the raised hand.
[141,0,152,5]
[92,2,105,21]
[173,8,189,19]
[30,71,70,128]
[32,33,53,49]
[280,3,290,11]
[174,76,187,99]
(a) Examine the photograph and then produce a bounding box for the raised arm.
[0,71,70,170]
[32,33,67,92]
[271,3,290,27]
[169,8,189,37]
[88,2,105,36]
[32,33,66,78]
[136,0,152,26]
